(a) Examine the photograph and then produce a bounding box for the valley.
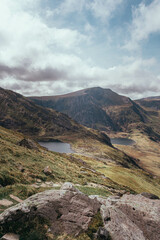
[1,1,160,239]
[30,87,160,179]
[109,130,160,177]
[0,86,160,239]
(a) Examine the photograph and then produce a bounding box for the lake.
[38,141,74,153]
[111,138,135,146]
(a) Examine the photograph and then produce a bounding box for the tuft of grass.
[0,215,50,240]
[87,211,103,239]
[54,233,90,240]
[77,186,111,197]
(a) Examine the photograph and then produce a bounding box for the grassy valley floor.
[109,130,160,177]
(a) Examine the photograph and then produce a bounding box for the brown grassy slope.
[109,130,160,177]
[0,126,160,204]
[0,126,120,204]
[0,87,111,145]
[136,97,160,110]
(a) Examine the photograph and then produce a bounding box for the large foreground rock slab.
[0,183,100,237]
[91,194,160,240]
[1,184,160,240]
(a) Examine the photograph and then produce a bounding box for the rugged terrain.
[107,96,160,177]
[0,87,111,145]
[30,87,160,142]
[136,96,160,110]
[0,183,160,240]
[30,87,150,134]
[30,87,160,176]
[0,125,160,212]
[136,96,160,136]
[0,87,160,239]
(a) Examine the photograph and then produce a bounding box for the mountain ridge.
[29,87,149,133]
[136,96,160,111]
[0,87,111,145]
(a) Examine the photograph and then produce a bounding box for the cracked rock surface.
[0,183,100,236]
[1,183,160,240]
[90,193,160,240]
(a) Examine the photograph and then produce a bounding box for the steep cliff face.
[30,87,148,132]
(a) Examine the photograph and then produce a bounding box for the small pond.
[38,141,74,153]
[111,138,135,146]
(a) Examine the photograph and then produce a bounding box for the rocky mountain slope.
[0,183,160,240]
[136,96,160,110]
[29,88,160,177]
[135,96,160,137]
[30,87,160,141]
[0,87,111,144]
[29,87,148,132]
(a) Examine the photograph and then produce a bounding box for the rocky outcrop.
[91,193,160,240]
[18,138,38,150]
[0,183,100,238]
[0,199,13,207]
[1,184,160,240]
[43,166,53,176]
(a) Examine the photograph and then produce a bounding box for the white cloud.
[84,23,95,33]
[125,0,160,50]
[54,0,86,15]
[53,0,123,23]
[1,53,159,99]
[0,0,160,99]
[89,0,123,22]
[0,0,87,67]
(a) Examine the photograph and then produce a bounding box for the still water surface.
[111,138,135,146]
[38,141,74,153]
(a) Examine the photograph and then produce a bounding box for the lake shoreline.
[38,141,74,154]
[111,137,136,146]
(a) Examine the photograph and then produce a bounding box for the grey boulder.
[91,194,160,240]
[0,183,100,237]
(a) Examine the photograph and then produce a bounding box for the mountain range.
[0,87,112,145]
[30,87,160,141]
[0,86,160,239]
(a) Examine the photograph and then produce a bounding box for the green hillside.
[0,126,160,215]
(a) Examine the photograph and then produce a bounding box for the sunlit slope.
[0,126,159,211]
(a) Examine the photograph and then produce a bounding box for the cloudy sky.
[0,0,160,99]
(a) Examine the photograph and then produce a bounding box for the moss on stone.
[87,211,103,239]
[0,215,50,240]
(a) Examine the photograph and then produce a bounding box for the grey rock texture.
[1,184,160,240]
[1,233,19,240]
[0,183,100,237]
[91,194,160,240]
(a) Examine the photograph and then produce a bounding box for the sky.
[0,0,160,99]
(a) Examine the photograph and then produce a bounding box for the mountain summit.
[30,87,148,132]
[0,87,111,144]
